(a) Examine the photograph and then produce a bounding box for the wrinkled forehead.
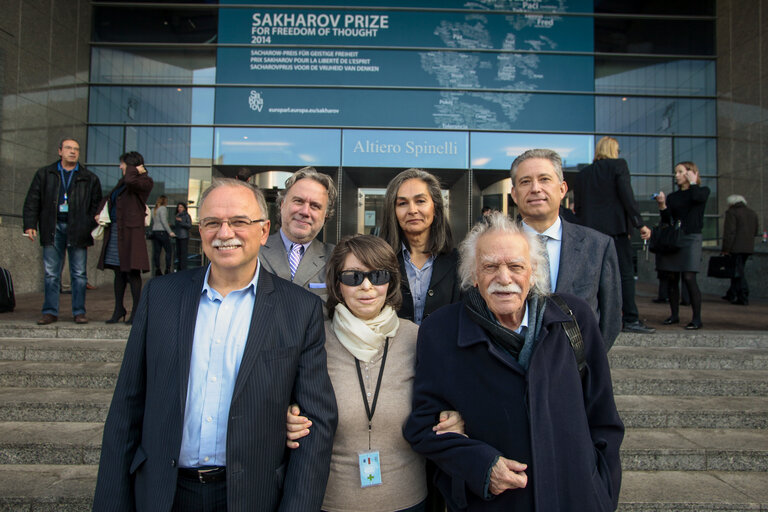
[476,232,531,262]
[200,185,263,217]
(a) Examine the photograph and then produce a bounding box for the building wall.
[0,0,99,294]
[716,0,768,237]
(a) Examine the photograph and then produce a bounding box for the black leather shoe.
[651,298,669,304]
[662,316,679,325]
[622,321,656,334]
[685,321,703,330]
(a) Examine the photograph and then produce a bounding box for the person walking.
[150,195,175,275]
[655,161,710,329]
[97,151,153,324]
[173,202,192,271]
[722,194,759,305]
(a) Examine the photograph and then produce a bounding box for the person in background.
[151,194,175,275]
[22,137,102,325]
[97,151,153,325]
[381,169,461,326]
[574,136,655,334]
[654,161,710,329]
[721,194,759,305]
[173,202,192,271]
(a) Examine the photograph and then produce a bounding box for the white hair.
[458,211,550,298]
[727,194,747,206]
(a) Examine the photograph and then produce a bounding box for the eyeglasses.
[338,269,391,287]
[199,216,267,232]
[61,145,80,152]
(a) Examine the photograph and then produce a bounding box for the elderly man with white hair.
[404,212,624,512]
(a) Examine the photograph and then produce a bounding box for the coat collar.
[554,219,584,291]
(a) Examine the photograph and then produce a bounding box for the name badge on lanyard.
[355,339,389,489]
[59,167,75,213]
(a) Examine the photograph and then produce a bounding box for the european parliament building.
[1,0,765,293]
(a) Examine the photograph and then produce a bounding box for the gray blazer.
[259,231,335,304]
[555,219,622,350]
[93,267,338,511]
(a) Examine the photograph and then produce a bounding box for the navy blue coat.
[404,294,623,511]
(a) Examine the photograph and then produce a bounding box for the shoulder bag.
[649,219,683,254]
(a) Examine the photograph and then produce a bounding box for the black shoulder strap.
[548,294,586,381]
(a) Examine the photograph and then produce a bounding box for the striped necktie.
[538,234,551,292]
[289,243,304,281]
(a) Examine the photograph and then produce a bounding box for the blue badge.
[358,451,382,488]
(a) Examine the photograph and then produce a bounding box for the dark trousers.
[727,253,750,301]
[613,235,639,324]
[172,475,227,512]
[176,237,189,270]
[152,232,173,274]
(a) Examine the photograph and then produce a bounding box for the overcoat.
[404,294,624,512]
[722,202,759,254]
[397,248,461,323]
[93,267,338,511]
[97,165,153,272]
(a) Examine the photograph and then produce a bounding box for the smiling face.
[395,178,436,240]
[510,158,567,230]
[475,231,533,330]
[339,252,389,321]
[280,177,329,244]
[199,185,270,281]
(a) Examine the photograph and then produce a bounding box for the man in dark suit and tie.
[510,149,622,349]
[259,167,337,304]
[93,178,338,511]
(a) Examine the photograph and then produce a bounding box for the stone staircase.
[0,324,767,510]
[614,331,768,511]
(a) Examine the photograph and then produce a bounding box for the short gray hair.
[199,178,268,219]
[458,211,550,298]
[278,167,337,220]
[510,149,564,184]
[727,194,747,206]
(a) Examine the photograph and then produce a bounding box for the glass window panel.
[214,127,341,167]
[190,128,214,161]
[472,133,594,170]
[595,0,714,15]
[123,126,200,165]
[595,18,715,55]
[89,166,124,196]
[93,7,217,43]
[596,97,715,136]
[87,125,124,166]
[595,58,715,97]
[144,167,192,207]
[89,86,213,125]
[91,48,216,85]
[673,138,716,175]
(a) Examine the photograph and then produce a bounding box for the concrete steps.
[0,328,766,509]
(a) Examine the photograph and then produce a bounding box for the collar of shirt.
[178,262,260,468]
[57,161,79,173]
[522,216,562,292]
[401,243,436,325]
[279,228,312,255]
[521,216,562,241]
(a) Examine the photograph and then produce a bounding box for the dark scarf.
[462,286,546,370]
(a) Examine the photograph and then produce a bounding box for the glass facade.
[87,1,718,242]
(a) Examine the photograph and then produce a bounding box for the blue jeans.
[42,222,87,316]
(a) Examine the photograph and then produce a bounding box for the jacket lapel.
[293,239,325,287]
[261,233,291,278]
[555,219,583,292]
[231,269,275,402]
[178,267,206,413]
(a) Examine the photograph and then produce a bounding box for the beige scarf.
[332,304,400,362]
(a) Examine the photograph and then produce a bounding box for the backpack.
[0,267,16,313]
[549,294,586,380]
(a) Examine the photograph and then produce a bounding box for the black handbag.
[649,220,683,254]
[707,255,737,279]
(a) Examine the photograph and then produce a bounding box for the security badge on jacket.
[358,450,382,487]
[59,199,68,213]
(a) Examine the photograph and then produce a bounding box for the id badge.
[358,450,382,488]
[59,202,69,213]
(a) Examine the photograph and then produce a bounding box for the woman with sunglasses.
[381,169,460,326]
[285,235,462,512]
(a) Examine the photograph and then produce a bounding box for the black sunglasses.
[338,270,391,287]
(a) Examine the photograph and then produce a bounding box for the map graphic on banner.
[215,0,594,130]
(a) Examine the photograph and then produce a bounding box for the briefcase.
[707,255,736,279]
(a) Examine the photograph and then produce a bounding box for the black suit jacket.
[574,158,644,236]
[397,249,461,323]
[93,267,338,512]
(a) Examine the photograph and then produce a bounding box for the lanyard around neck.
[59,166,75,200]
[355,338,389,450]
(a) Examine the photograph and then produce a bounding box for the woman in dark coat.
[173,202,192,271]
[97,151,153,324]
[381,168,461,326]
[654,161,710,330]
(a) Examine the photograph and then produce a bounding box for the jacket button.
[170,459,177,467]
[427,289,434,297]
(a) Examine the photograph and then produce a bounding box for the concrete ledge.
[616,395,768,429]
[609,346,768,370]
[0,464,96,511]
[612,368,768,396]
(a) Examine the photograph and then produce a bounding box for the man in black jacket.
[22,138,102,325]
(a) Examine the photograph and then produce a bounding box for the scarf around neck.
[332,303,400,362]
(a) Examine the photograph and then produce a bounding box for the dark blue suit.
[93,266,338,511]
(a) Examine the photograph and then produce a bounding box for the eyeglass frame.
[199,216,268,232]
[337,269,391,287]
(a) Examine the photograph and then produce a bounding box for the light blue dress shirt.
[178,263,260,468]
[402,244,435,325]
[522,217,562,292]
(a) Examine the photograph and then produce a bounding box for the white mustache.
[488,282,523,294]
[211,238,243,248]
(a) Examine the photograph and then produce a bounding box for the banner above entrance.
[343,130,468,169]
